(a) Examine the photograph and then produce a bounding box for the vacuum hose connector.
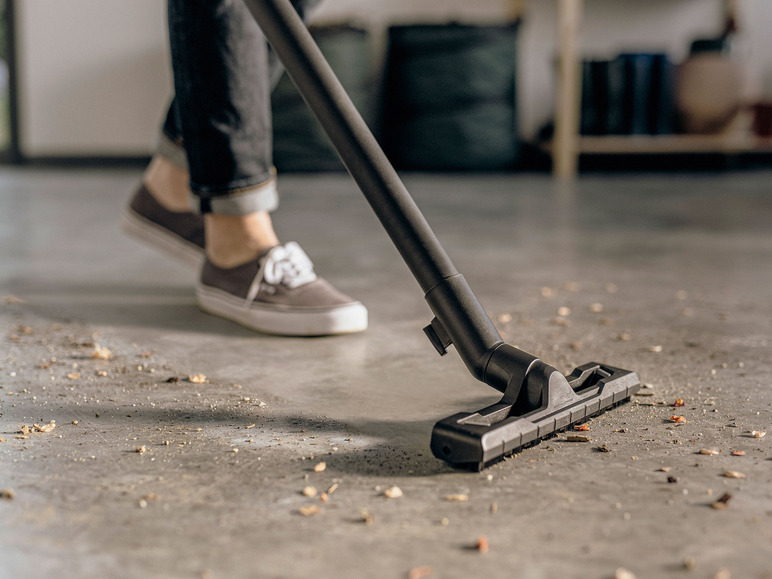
[423,274,510,387]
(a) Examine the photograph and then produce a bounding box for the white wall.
[14,0,772,156]
[740,0,772,95]
[16,0,170,157]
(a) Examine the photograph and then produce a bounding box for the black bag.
[381,22,520,171]
[272,25,372,172]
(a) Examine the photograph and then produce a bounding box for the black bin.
[381,22,520,171]
[272,25,372,172]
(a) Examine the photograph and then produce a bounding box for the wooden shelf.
[549,0,768,175]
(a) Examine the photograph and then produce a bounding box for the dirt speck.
[90,345,112,360]
[302,486,318,498]
[298,505,320,517]
[360,509,374,525]
[408,565,434,579]
[383,486,403,499]
[475,535,489,553]
[711,493,732,509]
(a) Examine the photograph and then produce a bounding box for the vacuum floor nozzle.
[431,361,641,470]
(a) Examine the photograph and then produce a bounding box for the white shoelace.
[244,242,318,305]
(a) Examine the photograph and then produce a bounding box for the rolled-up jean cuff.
[188,177,280,216]
[157,132,189,171]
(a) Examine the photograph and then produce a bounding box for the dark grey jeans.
[160,0,320,215]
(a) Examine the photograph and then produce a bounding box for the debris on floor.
[3,170,772,577]
[383,486,403,499]
[17,421,56,435]
[711,493,733,510]
[475,535,490,554]
[408,565,434,579]
[359,509,374,525]
[90,344,112,360]
[298,505,320,517]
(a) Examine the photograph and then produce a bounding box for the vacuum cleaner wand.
[244,0,641,470]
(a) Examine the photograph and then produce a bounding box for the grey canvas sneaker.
[196,242,368,336]
[121,184,205,268]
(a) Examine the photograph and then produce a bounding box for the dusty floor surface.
[1,168,771,579]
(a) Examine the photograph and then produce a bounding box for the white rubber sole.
[121,208,204,269]
[196,283,368,336]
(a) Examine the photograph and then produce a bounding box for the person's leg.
[121,102,205,267]
[142,103,190,213]
[164,0,366,335]
[168,0,313,268]
[142,0,320,217]
[150,0,319,202]
[168,0,277,210]
[127,0,280,267]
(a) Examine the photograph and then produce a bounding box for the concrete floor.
[1,167,771,579]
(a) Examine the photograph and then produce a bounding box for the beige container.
[676,53,748,134]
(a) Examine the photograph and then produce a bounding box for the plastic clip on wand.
[243,0,641,470]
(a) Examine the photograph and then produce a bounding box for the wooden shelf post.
[553,0,583,178]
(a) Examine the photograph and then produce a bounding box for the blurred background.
[1,0,771,174]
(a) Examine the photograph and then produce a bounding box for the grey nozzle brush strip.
[244,0,641,470]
